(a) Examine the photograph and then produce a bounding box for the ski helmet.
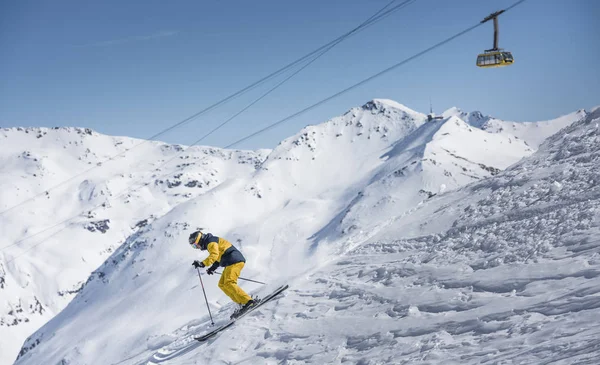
[189,231,203,247]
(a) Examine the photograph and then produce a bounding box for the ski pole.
[214,271,267,285]
[196,267,215,326]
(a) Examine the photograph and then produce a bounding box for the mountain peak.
[441,106,463,117]
[440,107,489,128]
[362,99,422,116]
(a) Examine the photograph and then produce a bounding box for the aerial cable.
[2,0,528,261]
[187,1,400,146]
[0,54,321,257]
[2,0,528,259]
[189,0,418,145]
[1,0,419,259]
[362,0,401,23]
[0,0,416,217]
[224,0,527,149]
[2,1,415,254]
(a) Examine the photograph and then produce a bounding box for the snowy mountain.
[0,127,268,363]
[1,100,588,364]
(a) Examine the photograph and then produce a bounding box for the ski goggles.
[189,232,202,248]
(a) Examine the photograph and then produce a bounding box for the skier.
[189,230,257,318]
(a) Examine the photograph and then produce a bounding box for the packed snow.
[1,100,594,364]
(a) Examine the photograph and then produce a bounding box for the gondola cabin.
[477,10,514,69]
[476,51,514,68]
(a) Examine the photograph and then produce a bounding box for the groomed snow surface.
[2,100,598,364]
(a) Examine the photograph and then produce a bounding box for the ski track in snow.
[4,101,597,365]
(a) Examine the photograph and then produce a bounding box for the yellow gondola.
[476,10,514,68]
[477,51,514,68]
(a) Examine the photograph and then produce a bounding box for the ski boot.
[231,298,261,319]
[230,304,244,320]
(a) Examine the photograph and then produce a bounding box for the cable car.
[477,51,514,68]
[477,10,514,68]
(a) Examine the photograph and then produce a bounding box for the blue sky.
[1,0,598,150]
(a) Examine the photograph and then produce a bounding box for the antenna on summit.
[427,97,443,122]
[429,96,433,115]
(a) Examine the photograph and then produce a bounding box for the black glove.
[206,262,219,275]
[192,260,205,269]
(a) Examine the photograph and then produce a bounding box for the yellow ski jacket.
[200,233,245,268]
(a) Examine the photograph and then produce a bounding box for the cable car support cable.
[1,0,421,259]
[2,0,528,263]
[0,0,417,217]
[225,0,527,148]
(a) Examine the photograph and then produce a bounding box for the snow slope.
[310,115,534,250]
[4,100,425,364]
[276,105,600,364]
[0,127,267,364]
[4,101,590,364]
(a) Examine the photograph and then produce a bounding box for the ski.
[194,284,289,342]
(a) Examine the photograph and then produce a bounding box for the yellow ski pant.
[218,262,252,305]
